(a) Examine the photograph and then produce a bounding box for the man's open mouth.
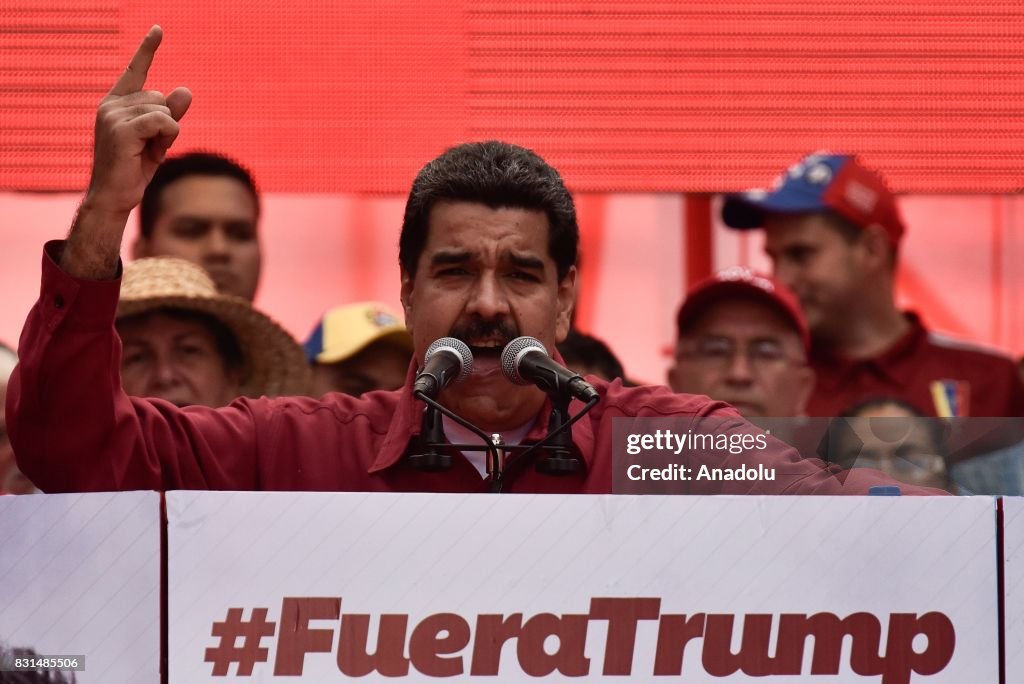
[465,340,508,359]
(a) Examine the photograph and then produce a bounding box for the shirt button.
[53,294,64,309]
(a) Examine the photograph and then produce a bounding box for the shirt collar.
[372,362,424,473]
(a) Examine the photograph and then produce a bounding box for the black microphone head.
[501,336,546,385]
[424,337,474,382]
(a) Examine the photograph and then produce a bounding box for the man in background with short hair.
[131,151,262,301]
[557,329,627,383]
[722,152,1024,417]
[667,267,814,418]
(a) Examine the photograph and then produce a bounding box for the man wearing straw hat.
[7,28,937,496]
[116,257,308,407]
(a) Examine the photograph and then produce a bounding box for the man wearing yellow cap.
[303,303,413,397]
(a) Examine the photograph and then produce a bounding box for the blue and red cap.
[722,153,906,245]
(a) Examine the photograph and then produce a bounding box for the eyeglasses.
[676,335,804,371]
[846,451,948,483]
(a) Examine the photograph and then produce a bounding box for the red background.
[3,1,1023,193]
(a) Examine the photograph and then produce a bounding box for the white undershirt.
[442,414,536,478]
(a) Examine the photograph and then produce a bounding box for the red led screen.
[2,1,1023,193]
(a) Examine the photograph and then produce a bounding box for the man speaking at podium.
[7,28,932,496]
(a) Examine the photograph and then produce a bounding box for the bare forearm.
[62,196,131,280]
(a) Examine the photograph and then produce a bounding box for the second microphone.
[500,336,599,402]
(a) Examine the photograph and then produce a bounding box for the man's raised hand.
[65,26,191,280]
[86,25,192,218]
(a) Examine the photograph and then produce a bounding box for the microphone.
[501,336,599,402]
[413,337,473,398]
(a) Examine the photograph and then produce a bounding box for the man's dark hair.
[139,152,259,239]
[399,141,578,280]
[820,211,864,244]
[841,396,947,456]
[557,329,625,381]
[821,211,899,267]
[819,396,950,473]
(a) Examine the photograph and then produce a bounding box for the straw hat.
[116,257,310,398]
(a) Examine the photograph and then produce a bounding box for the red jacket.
[808,313,1024,418]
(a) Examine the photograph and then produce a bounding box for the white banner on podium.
[167,492,997,682]
[1005,496,1024,681]
[0,491,161,683]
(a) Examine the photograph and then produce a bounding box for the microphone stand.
[407,391,600,492]
[535,394,582,475]
[407,401,451,471]
[408,391,506,492]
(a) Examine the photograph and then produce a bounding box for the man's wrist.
[61,195,130,280]
[77,192,133,226]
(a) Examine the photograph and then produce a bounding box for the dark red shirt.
[807,313,1024,417]
[8,244,934,496]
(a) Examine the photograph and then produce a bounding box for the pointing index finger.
[109,25,163,96]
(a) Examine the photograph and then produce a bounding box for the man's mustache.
[448,318,520,352]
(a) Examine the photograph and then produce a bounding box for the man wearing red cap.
[667,267,814,418]
[722,152,1024,418]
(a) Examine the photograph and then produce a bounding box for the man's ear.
[859,225,894,272]
[666,359,683,393]
[399,267,415,332]
[554,265,578,343]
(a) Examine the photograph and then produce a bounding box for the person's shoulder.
[590,377,740,419]
[923,330,1018,370]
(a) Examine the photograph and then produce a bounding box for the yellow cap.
[303,302,413,365]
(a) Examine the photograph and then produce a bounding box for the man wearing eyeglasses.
[667,267,815,418]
